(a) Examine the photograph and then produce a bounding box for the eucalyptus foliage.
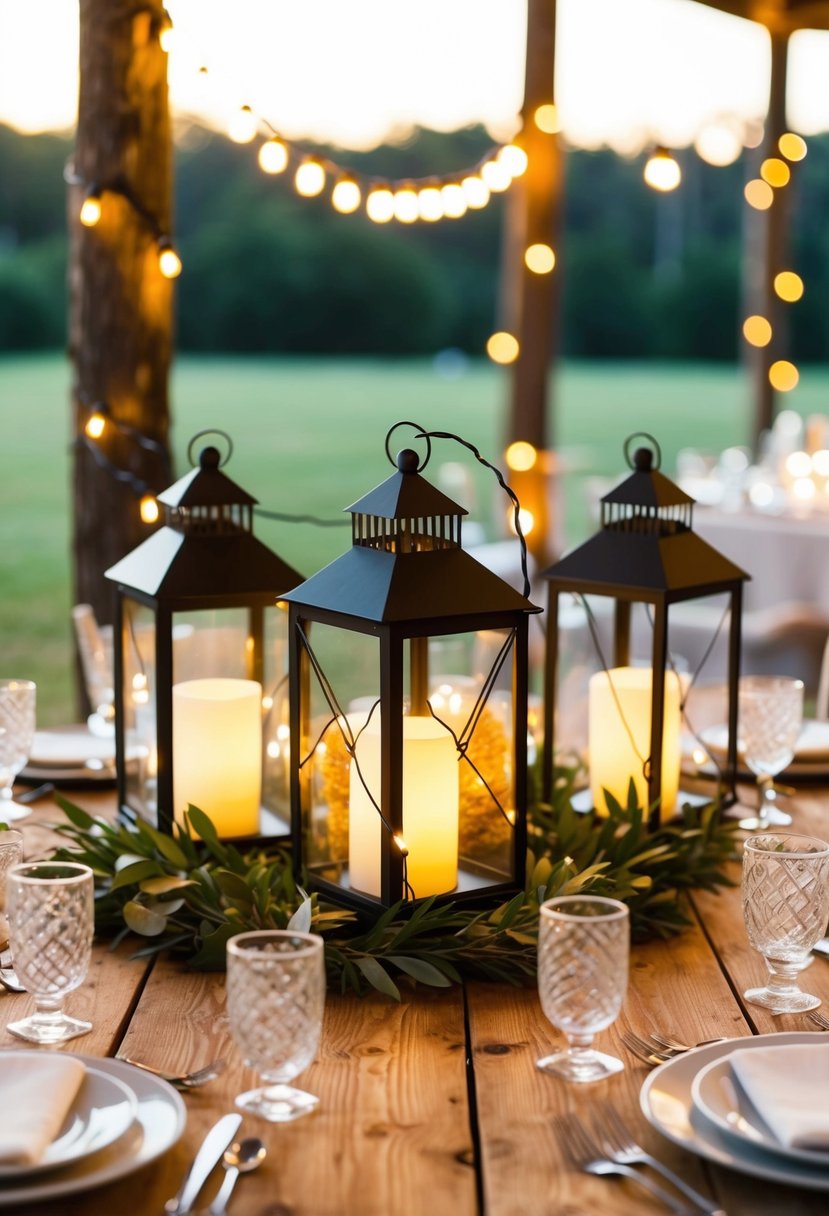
[52,770,740,1001]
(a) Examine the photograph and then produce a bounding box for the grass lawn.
[3,351,829,724]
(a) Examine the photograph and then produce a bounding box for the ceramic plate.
[0,1057,137,1178]
[641,1032,829,1192]
[28,728,116,770]
[0,1055,186,1207]
[691,1053,829,1169]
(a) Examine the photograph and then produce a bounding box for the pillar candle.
[349,715,459,898]
[173,678,262,837]
[588,666,682,821]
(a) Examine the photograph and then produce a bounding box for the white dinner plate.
[28,728,116,769]
[641,1032,829,1192]
[691,1053,829,1169]
[0,1055,186,1207]
[0,1054,137,1178]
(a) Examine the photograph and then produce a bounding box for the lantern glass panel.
[122,598,158,822]
[171,607,249,682]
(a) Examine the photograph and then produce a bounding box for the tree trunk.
[501,0,564,567]
[68,0,174,643]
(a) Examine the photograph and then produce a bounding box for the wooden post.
[743,28,790,450]
[500,0,564,567]
[69,0,174,645]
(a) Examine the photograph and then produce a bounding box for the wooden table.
[4,786,829,1215]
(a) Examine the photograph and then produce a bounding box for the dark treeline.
[1,120,827,360]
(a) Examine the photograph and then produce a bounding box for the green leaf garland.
[50,766,740,1000]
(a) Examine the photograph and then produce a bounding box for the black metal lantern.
[282,425,541,914]
[541,434,749,828]
[105,433,303,839]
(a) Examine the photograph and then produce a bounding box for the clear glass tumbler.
[6,861,94,1043]
[536,895,630,1083]
[226,930,326,1121]
[742,832,829,1013]
[738,675,803,831]
[0,679,36,823]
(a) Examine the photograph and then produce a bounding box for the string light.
[392,185,419,223]
[157,237,182,279]
[365,186,394,223]
[294,158,326,197]
[258,137,288,174]
[79,185,102,227]
[744,179,773,210]
[760,157,790,188]
[643,147,681,192]
[440,182,467,218]
[742,316,772,347]
[533,103,560,134]
[66,166,184,277]
[158,10,174,53]
[779,132,807,162]
[769,360,799,392]
[416,185,443,222]
[140,495,160,524]
[228,104,258,144]
[486,332,520,365]
[331,177,361,214]
[524,244,555,274]
[505,441,537,472]
[774,271,804,302]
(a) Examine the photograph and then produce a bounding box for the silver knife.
[164,1112,243,1215]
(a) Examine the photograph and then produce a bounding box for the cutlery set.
[554,1104,726,1215]
[164,1112,266,1216]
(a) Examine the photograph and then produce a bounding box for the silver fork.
[621,1030,675,1066]
[650,1032,729,1053]
[552,1114,698,1216]
[806,1010,829,1030]
[120,1056,227,1088]
[591,1101,728,1216]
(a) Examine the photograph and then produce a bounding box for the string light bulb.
[258,137,288,175]
[480,158,511,192]
[366,186,394,223]
[417,185,444,222]
[158,10,173,53]
[85,409,107,439]
[295,158,326,197]
[393,185,419,223]
[769,360,799,392]
[79,185,102,227]
[744,179,773,210]
[533,103,560,134]
[228,105,258,144]
[524,244,555,274]
[505,441,537,472]
[486,331,519,364]
[440,183,467,218]
[461,175,490,209]
[331,176,361,214]
[779,132,807,162]
[497,143,528,177]
[774,271,804,302]
[140,494,160,524]
[742,315,772,347]
[157,237,182,279]
[760,158,790,188]
[644,147,681,192]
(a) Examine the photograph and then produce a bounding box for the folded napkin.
[729,1043,829,1151]
[0,1055,86,1165]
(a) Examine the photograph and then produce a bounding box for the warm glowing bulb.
[524,243,555,274]
[140,495,160,524]
[774,271,804,302]
[158,242,182,278]
[480,159,511,192]
[813,450,829,477]
[742,315,772,347]
[793,477,816,500]
[779,132,807,162]
[498,143,528,177]
[694,124,742,167]
[769,360,799,392]
[295,159,325,197]
[258,138,288,174]
[440,183,467,218]
[366,187,394,223]
[644,148,681,191]
[158,14,173,52]
[417,186,444,221]
[331,178,361,214]
[744,179,774,210]
[80,193,102,227]
[486,331,519,364]
[392,186,419,223]
[505,440,537,471]
[228,105,258,144]
[760,157,790,187]
[85,412,106,439]
[461,175,490,208]
[534,103,560,133]
[508,507,535,536]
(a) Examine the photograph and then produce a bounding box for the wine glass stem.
[757,776,775,828]
[564,1030,596,1064]
[764,958,806,994]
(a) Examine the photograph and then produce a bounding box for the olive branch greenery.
[51,766,740,1001]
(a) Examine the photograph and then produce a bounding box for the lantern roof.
[542,435,749,600]
[105,439,302,601]
[284,445,538,622]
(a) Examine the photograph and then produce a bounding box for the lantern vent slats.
[166,502,253,535]
[601,499,693,536]
[352,512,461,553]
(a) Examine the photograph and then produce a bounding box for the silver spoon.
[0,966,25,993]
[207,1137,267,1216]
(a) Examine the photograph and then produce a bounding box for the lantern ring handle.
[187,429,234,468]
[384,421,431,471]
[623,431,661,470]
